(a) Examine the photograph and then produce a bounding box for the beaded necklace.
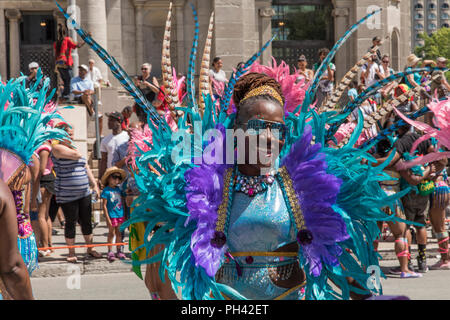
[234,169,276,197]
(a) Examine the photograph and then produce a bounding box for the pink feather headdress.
[248,57,309,113]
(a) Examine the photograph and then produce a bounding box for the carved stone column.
[85,0,109,81]
[258,5,275,65]
[0,8,7,79]
[134,0,145,70]
[5,9,21,78]
[331,6,350,82]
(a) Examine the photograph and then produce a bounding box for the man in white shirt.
[99,112,130,184]
[87,59,104,89]
[361,54,384,87]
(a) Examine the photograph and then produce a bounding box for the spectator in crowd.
[99,112,130,182]
[347,80,358,102]
[51,123,100,263]
[0,179,34,300]
[430,57,450,99]
[313,48,335,108]
[378,55,397,99]
[361,53,384,87]
[87,59,104,89]
[121,106,133,131]
[134,63,159,104]
[25,62,45,91]
[101,167,127,262]
[209,57,228,84]
[379,54,394,77]
[54,24,88,101]
[404,54,436,89]
[209,57,228,99]
[70,65,95,116]
[368,36,383,65]
[296,55,314,83]
[35,142,56,257]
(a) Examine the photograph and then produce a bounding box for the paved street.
[30,259,450,300]
[29,222,450,300]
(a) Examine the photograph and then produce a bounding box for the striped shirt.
[51,156,90,204]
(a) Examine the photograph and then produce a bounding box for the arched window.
[415,23,424,30]
[442,3,450,9]
[428,13,436,20]
[415,13,424,19]
[442,23,450,28]
[415,3,424,9]
[429,3,436,9]
[442,12,450,19]
[429,23,437,30]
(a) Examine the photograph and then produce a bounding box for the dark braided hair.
[233,73,285,123]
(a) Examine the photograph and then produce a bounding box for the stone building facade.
[0,0,412,88]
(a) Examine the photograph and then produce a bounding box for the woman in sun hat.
[404,53,436,89]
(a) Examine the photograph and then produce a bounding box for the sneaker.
[400,271,423,278]
[107,251,116,262]
[430,260,450,270]
[417,258,429,273]
[116,252,126,260]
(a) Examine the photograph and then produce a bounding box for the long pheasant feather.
[294,8,382,116]
[198,11,214,118]
[359,106,431,150]
[325,67,435,141]
[55,1,166,129]
[321,46,380,112]
[187,3,199,110]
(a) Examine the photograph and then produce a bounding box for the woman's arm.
[406,74,419,87]
[85,164,100,199]
[52,143,82,160]
[398,166,432,186]
[0,180,33,300]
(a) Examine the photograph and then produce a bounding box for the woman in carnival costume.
[0,70,69,298]
[58,2,438,299]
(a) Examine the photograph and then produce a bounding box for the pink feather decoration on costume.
[394,98,450,170]
[248,57,309,113]
[126,125,153,171]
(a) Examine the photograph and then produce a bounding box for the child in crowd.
[101,166,127,262]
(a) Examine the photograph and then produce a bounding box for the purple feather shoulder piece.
[184,125,231,277]
[281,126,349,276]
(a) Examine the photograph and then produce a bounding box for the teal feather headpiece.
[0,71,69,184]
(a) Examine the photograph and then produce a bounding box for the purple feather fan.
[185,125,231,277]
[281,125,349,276]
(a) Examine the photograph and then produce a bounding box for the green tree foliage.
[415,28,450,81]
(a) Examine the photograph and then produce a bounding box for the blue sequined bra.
[215,178,306,300]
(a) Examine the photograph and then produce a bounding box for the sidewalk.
[31,221,136,278]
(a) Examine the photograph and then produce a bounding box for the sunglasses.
[382,61,389,63]
[242,119,287,139]
[141,68,149,71]
[111,175,122,180]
